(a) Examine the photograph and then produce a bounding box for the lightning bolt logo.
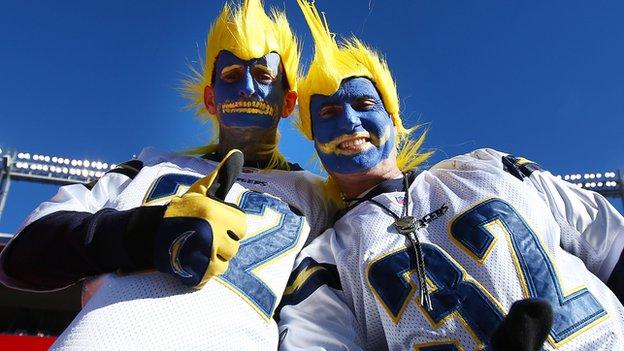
[169,230,195,278]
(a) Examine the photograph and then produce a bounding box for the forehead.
[313,77,381,103]
[215,50,281,71]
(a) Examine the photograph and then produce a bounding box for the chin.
[326,152,381,175]
[220,114,277,129]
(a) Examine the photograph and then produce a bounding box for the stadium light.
[554,169,623,209]
[0,149,121,224]
[5,152,116,183]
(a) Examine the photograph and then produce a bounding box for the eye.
[319,105,343,119]
[352,98,376,111]
[252,66,276,84]
[220,68,243,83]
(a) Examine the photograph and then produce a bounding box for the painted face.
[212,51,287,128]
[311,77,395,174]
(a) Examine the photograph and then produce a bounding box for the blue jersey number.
[369,198,605,346]
[146,174,305,319]
[369,244,504,348]
[450,198,605,342]
[220,191,304,319]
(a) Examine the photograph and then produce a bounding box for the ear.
[280,90,298,118]
[204,85,217,115]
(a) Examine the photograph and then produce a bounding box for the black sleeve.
[2,205,166,290]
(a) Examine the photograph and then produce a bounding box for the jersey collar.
[201,152,303,171]
[335,170,420,221]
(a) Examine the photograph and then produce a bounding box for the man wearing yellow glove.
[0,0,333,349]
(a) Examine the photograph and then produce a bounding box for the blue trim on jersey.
[106,159,144,179]
[84,159,144,190]
[501,155,543,181]
[285,257,342,291]
[275,257,341,321]
[145,174,200,203]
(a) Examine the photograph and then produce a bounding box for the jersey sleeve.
[522,163,624,284]
[0,160,165,291]
[468,148,624,296]
[277,229,364,351]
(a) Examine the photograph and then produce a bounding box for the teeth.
[218,101,275,115]
[339,137,369,150]
[316,132,372,155]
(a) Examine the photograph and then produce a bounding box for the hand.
[153,149,247,288]
[490,298,553,351]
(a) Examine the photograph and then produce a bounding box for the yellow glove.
[153,149,247,288]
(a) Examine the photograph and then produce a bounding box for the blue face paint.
[212,51,287,128]
[310,77,395,174]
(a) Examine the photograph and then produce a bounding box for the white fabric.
[279,148,624,351]
[5,147,332,351]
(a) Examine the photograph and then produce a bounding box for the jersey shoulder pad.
[84,159,143,190]
[107,159,144,178]
[501,154,543,181]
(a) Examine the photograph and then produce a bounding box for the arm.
[277,230,363,351]
[521,162,624,296]
[1,151,247,291]
[473,149,624,296]
[0,160,149,291]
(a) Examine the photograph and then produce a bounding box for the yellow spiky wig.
[181,0,301,169]
[296,0,431,201]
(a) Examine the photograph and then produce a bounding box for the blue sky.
[1,0,623,233]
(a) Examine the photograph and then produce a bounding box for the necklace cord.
[346,172,432,311]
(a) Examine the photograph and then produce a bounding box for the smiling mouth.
[316,126,392,156]
[316,132,374,156]
[337,136,373,155]
[219,100,275,116]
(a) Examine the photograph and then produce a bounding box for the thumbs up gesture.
[153,149,247,288]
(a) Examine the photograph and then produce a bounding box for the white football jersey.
[12,147,332,351]
[278,148,624,351]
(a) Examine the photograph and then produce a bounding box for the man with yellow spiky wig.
[182,0,300,169]
[278,1,624,350]
[294,0,429,203]
[0,1,336,349]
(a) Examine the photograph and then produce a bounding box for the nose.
[238,68,256,97]
[337,105,362,133]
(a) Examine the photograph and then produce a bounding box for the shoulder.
[431,148,506,170]
[136,147,203,167]
[432,148,544,181]
[89,147,198,188]
[259,168,333,208]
